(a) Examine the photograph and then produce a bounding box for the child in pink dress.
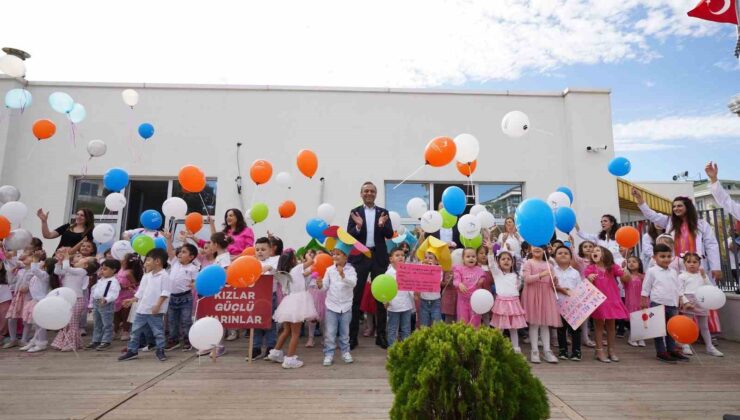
[623,256,645,347]
[114,254,142,342]
[487,247,526,354]
[584,246,630,363]
[453,248,486,328]
[521,246,561,364]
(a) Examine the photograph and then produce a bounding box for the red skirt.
[360,281,376,314]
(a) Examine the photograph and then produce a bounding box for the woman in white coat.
[575,214,624,265]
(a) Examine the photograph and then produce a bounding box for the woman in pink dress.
[208,208,254,258]
[584,246,630,363]
[521,247,561,364]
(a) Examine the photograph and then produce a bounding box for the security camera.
[586,145,608,152]
[319,177,325,182]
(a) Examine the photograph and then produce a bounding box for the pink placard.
[556,280,607,330]
[396,263,442,293]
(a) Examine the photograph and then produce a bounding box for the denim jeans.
[252,292,278,350]
[128,313,166,352]
[418,299,442,327]
[387,309,413,347]
[92,300,115,344]
[323,309,351,357]
[168,292,193,342]
[652,302,678,354]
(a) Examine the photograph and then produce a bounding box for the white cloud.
[0,0,725,87]
[714,60,740,72]
[644,80,656,87]
[613,114,740,151]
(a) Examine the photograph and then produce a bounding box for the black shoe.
[85,342,100,350]
[570,352,581,361]
[96,343,111,351]
[670,350,690,362]
[182,342,192,352]
[350,340,358,350]
[376,336,388,349]
[656,352,677,364]
[251,348,264,360]
[558,350,568,360]
[156,349,167,361]
[118,351,138,361]
[165,341,181,351]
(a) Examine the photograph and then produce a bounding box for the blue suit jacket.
[347,205,394,265]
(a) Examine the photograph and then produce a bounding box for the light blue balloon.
[154,237,167,250]
[104,167,129,192]
[555,206,577,234]
[68,103,86,123]
[608,157,631,177]
[196,265,227,297]
[441,186,466,216]
[4,89,32,109]
[140,210,163,230]
[556,186,573,204]
[515,198,555,247]
[48,92,74,114]
[306,218,328,242]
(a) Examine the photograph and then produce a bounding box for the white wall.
[0,78,618,248]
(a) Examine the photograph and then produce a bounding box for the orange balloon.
[667,315,699,344]
[296,149,318,178]
[0,216,10,239]
[241,246,256,257]
[184,212,203,233]
[278,200,296,218]
[249,159,273,185]
[615,226,640,248]
[32,119,56,140]
[424,136,456,167]
[178,165,206,193]
[313,253,333,278]
[227,256,262,288]
[456,160,477,177]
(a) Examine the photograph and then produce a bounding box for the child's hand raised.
[587,273,597,282]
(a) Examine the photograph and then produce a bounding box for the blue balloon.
[154,237,167,250]
[96,240,113,254]
[138,123,154,140]
[555,206,577,234]
[49,92,74,114]
[140,210,163,230]
[608,157,631,177]
[306,218,328,242]
[556,186,574,204]
[4,89,32,109]
[103,167,129,192]
[563,241,572,248]
[195,265,226,297]
[68,103,86,124]
[441,186,466,216]
[515,198,555,247]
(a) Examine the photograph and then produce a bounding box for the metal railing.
[619,208,739,293]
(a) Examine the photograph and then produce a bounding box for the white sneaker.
[2,339,18,349]
[322,355,333,366]
[638,340,646,347]
[512,347,522,354]
[682,344,693,355]
[281,356,304,369]
[628,340,638,347]
[584,340,596,348]
[706,346,724,357]
[225,330,238,341]
[530,350,541,364]
[341,352,354,364]
[267,349,285,363]
[542,351,559,364]
[28,344,47,353]
[19,341,36,351]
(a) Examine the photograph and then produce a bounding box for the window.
[171,179,217,215]
[478,183,524,219]
[384,182,430,219]
[71,179,112,216]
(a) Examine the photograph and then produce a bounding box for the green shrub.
[386,322,549,420]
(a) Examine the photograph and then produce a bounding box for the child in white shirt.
[163,233,199,352]
[385,247,415,347]
[318,246,357,366]
[87,259,121,351]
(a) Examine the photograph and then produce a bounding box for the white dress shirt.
[262,255,280,292]
[641,265,683,307]
[59,260,89,298]
[679,271,709,297]
[487,255,521,297]
[364,206,376,248]
[552,265,582,300]
[168,259,199,294]
[321,264,357,313]
[90,277,121,304]
[215,252,231,268]
[135,269,172,315]
[25,264,50,301]
[385,266,415,312]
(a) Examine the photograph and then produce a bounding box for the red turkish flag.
[687,0,739,24]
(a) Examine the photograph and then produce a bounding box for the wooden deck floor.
[1,331,739,419]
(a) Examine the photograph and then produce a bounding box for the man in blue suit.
[347,181,394,349]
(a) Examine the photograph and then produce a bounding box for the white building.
[695,179,740,212]
[0,77,620,248]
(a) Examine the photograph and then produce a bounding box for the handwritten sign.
[196,275,273,329]
[629,306,666,341]
[396,263,442,293]
[557,280,607,330]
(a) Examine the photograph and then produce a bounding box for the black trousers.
[557,317,581,355]
[351,256,388,344]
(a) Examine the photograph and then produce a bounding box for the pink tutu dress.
[487,255,527,329]
[585,264,629,320]
[273,266,318,323]
[521,259,561,327]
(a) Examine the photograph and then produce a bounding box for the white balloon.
[420,210,443,233]
[476,211,496,229]
[471,289,494,314]
[406,197,428,219]
[189,316,224,351]
[122,89,139,107]
[317,203,336,224]
[695,285,726,310]
[470,204,486,216]
[4,228,31,251]
[47,287,77,308]
[0,185,21,204]
[389,211,402,232]
[451,249,464,266]
[0,55,25,78]
[458,214,482,239]
[105,193,127,212]
[111,240,134,260]
[547,191,571,210]
[501,111,530,138]
[87,139,107,158]
[276,172,293,188]
[0,201,28,226]
[397,225,407,236]
[32,297,72,330]
[92,224,116,244]
[453,133,480,163]
[162,197,188,220]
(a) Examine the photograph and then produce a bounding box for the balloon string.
[69,121,77,149]
[544,255,558,297]
[533,128,553,136]
[25,140,38,161]
[198,193,210,217]
[393,164,426,190]
[250,186,258,207]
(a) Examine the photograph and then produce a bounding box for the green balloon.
[250,203,269,223]
[371,274,398,304]
[132,235,155,256]
[461,235,482,249]
[441,208,458,229]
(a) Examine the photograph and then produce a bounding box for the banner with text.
[396,263,442,293]
[196,275,273,329]
[557,280,607,330]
